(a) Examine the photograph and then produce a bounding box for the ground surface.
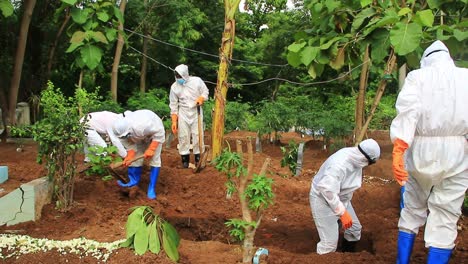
[0,130,466,264]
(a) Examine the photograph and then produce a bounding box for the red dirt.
[0,130,466,264]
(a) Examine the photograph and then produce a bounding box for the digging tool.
[193,105,210,173]
[110,154,144,170]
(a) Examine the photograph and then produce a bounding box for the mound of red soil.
[0,130,466,263]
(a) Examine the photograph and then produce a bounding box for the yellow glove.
[123,149,136,167]
[144,141,159,159]
[171,114,178,134]
[392,138,409,186]
[195,96,205,105]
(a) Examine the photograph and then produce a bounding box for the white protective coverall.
[309,139,380,254]
[390,40,468,249]
[80,111,123,161]
[169,64,209,155]
[112,110,165,167]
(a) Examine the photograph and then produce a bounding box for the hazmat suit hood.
[358,139,380,164]
[113,118,131,138]
[420,40,453,68]
[174,64,190,80]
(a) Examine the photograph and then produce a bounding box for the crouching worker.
[111,109,165,200]
[309,139,380,254]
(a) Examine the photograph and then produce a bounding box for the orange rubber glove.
[123,149,136,167]
[144,141,159,159]
[171,114,178,134]
[195,96,205,105]
[340,210,353,230]
[392,138,409,186]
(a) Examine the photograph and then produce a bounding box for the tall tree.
[211,0,242,158]
[110,0,127,101]
[8,0,37,129]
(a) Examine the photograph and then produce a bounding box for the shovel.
[193,105,210,173]
[108,154,145,183]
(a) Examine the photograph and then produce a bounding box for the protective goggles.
[358,144,376,165]
[118,133,131,139]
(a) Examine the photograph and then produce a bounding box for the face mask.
[176,78,185,85]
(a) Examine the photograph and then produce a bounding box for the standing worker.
[169,64,209,168]
[112,109,165,200]
[391,40,468,264]
[80,111,126,162]
[309,139,381,254]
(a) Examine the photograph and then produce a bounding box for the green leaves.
[121,206,180,261]
[80,44,102,70]
[390,22,422,55]
[71,7,90,24]
[245,174,275,210]
[0,0,14,17]
[415,10,434,27]
[280,141,299,175]
[300,46,319,66]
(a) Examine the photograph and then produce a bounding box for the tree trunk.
[139,0,148,94]
[110,0,127,101]
[354,45,370,145]
[356,50,397,143]
[398,63,406,91]
[7,0,37,129]
[46,8,70,80]
[211,0,241,159]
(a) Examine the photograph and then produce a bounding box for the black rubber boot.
[194,154,200,166]
[181,155,190,168]
[341,239,357,253]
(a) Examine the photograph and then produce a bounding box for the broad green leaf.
[329,47,345,70]
[390,22,422,55]
[405,51,420,68]
[363,10,399,36]
[426,0,442,9]
[113,6,124,23]
[80,44,102,70]
[97,11,110,22]
[134,220,149,255]
[370,29,391,62]
[163,222,180,247]
[454,29,468,41]
[307,64,316,79]
[70,31,86,44]
[325,0,339,12]
[71,7,89,25]
[316,51,330,64]
[90,31,109,44]
[300,46,319,66]
[0,0,14,17]
[415,10,434,27]
[315,63,324,77]
[162,223,179,261]
[320,36,342,50]
[105,28,117,42]
[125,207,145,239]
[61,0,77,5]
[287,42,306,53]
[360,0,372,7]
[352,8,376,32]
[287,52,301,67]
[119,235,134,248]
[66,42,83,53]
[398,7,411,16]
[148,221,161,254]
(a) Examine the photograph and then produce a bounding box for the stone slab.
[0,166,7,184]
[0,177,52,226]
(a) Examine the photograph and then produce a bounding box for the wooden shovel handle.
[110,154,144,169]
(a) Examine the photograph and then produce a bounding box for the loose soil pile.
[0,131,466,263]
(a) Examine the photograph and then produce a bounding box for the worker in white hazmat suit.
[169,64,209,168]
[390,40,468,264]
[80,111,126,162]
[112,109,165,200]
[309,139,380,254]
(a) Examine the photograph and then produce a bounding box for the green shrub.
[280,140,299,175]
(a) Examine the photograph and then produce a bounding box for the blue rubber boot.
[427,247,452,264]
[147,167,160,200]
[397,231,416,264]
[400,186,405,211]
[118,167,142,187]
